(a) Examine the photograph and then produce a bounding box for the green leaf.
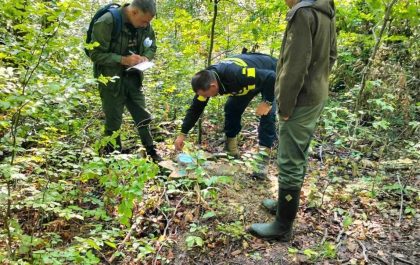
[105,241,117,249]
[303,248,318,259]
[343,215,353,230]
[202,211,216,219]
[186,236,204,249]
[85,238,100,250]
[0,100,11,110]
[322,241,337,258]
[288,247,299,254]
[85,250,100,263]
[203,176,232,187]
[84,41,100,51]
[194,236,204,247]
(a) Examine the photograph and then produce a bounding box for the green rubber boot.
[248,189,300,241]
[225,136,240,158]
[261,199,277,214]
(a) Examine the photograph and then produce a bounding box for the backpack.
[85,3,122,56]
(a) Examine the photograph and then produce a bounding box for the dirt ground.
[157,139,419,265]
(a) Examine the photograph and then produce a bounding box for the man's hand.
[282,116,289,121]
[256,102,272,116]
[121,55,149,67]
[174,134,186,151]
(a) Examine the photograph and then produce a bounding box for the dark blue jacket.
[181,53,277,135]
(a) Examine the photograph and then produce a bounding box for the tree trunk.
[354,0,399,113]
[198,0,219,144]
[350,0,399,147]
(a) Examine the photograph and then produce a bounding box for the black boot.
[101,136,122,155]
[248,189,300,241]
[145,145,162,163]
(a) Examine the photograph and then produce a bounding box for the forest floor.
[148,120,419,265]
[2,110,418,265]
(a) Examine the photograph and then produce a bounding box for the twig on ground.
[319,145,324,166]
[109,216,143,263]
[369,254,389,264]
[165,195,185,236]
[227,244,233,256]
[336,233,346,251]
[319,180,331,209]
[153,195,186,265]
[336,229,345,243]
[357,240,369,263]
[393,255,414,265]
[396,174,404,224]
[153,210,168,265]
[94,249,111,265]
[321,227,328,245]
[155,186,167,212]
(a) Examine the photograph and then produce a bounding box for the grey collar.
[286,0,316,21]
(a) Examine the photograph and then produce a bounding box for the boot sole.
[247,227,293,242]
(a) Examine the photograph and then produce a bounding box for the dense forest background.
[0,0,419,264]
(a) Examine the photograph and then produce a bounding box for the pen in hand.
[128,50,148,64]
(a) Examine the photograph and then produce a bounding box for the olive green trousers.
[99,72,153,147]
[277,102,326,190]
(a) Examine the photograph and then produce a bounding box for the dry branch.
[357,240,369,263]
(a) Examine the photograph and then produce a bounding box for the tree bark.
[198,0,219,144]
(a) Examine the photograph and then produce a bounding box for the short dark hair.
[191,70,216,93]
[132,0,157,16]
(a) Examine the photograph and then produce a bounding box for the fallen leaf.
[207,243,216,248]
[231,249,241,256]
[361,159,377,169]
[392,252,406,258]
[347,239,358,252]
[377,250,385,257]
[167,249,174,260]
[242,240,249,249]
[184,211,194,222]
[158,160,177,171]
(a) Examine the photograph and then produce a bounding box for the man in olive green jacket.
[249,0,337,241]
[88,0,161,162]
